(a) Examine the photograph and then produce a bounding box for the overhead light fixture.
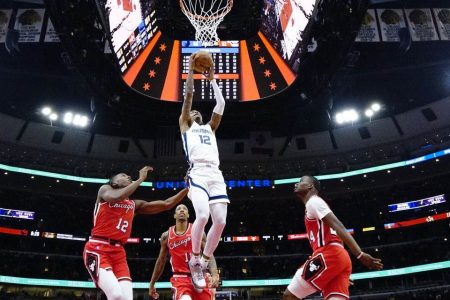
[371,103,381,112]
[336,109,359,124]
[64,112,73,124]
[79,116,89,127]
[72,114,82,126]
[336,112,344,124]
[365,109,374,117]
[49,113,58,121]
[41,107,52,116]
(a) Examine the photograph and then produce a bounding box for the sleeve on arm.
[306,196,332,220]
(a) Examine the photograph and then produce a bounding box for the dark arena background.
[1,0,450,299]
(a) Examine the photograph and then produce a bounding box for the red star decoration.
[269,82,277,90]
[264,69,272,78]
[253,43,260,51]
[258,56,266,64]
[143,83,150,91]
[159,43,167,52]
[154,57,161,64]
[148,69,156,78]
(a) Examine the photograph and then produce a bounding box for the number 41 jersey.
[182,122,220,167]
[90,199,135,244]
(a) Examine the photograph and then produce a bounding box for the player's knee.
[214,215,226,229]
[195,211,209,225]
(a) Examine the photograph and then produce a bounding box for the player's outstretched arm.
[149,231,169,299]
[134,188,188,215]
[180,53,196,133]
[322,212,383,270]
[98,166,153,203]
[208,66,225,132]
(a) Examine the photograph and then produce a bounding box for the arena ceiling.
[0,0,449,140]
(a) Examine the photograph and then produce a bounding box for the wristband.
[356,252,364,259]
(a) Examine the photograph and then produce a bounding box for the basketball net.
[180,0,233,45]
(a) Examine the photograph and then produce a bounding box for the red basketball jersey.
[91,199,135,244]
[167,223,193,273]
[304,195,342,252]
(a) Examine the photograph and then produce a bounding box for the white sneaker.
[200,257,209,271]
[189,255,206,289]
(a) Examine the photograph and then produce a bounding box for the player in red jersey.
[83,166,188,300]
[148,204,219,300]
[283,175,383,300]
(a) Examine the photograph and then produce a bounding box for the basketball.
[193,51,214,73]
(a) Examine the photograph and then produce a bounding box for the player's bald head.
[299,175,321,191]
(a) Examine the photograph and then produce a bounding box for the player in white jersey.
[179,53,228,290]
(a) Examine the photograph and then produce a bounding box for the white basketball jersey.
[182,122,220,166]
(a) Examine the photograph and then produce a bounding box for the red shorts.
[83,240,131,287]
[302,244,352,299]
[170,275,212,300]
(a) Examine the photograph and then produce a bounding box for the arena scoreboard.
[99,0,316,102]
[181,40,239,101]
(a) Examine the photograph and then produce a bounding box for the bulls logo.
[302,254,325,281]
[85,252,99,283]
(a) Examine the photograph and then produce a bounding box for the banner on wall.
[434,8,450,40]
[15,8,45,43]
[44,18,60,42]
[356,9,380,42]
[0,9,12,43]
[405,8,439,41]
[377,8,406,42]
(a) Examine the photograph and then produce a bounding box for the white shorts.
[187,165,229,205]
[287,267,318,299]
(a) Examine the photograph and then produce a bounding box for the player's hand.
[188,53,196,71]
[206,66,215,81]
[139,166,153,180]
[149,284,159,299]
[209,273,220,288]
[358,252,383,270]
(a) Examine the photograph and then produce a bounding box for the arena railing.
[0,260,449,288]
[0,148,449,188]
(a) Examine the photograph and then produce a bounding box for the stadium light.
[335,109,359,124]
[79,116,88,127]
[41,107,52,116]
[371,103,381,112]
[49,113,58,121]
[365,109,374,118]
[63,112,73,124]
[72,114,82,126]
[336,112,344,124]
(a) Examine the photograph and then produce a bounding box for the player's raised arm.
[98,166,153,203]
[208,66,225,132]
[322,212,383,270]
[134,188,188,215]
[149,231,169,299]
[180,53,196,133]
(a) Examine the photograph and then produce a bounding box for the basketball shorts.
[83,240,131,287]
[287,243,352,299]
[170,275,212,300]
[187,165,229,204]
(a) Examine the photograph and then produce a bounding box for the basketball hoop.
[180,0,233,45]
